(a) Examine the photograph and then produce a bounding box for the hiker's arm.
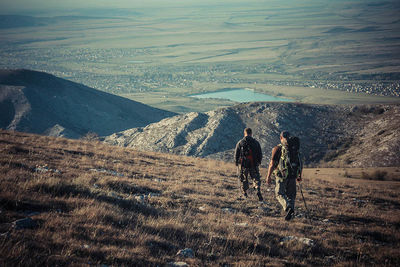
[266,160,275,184]
[266,146,279,184]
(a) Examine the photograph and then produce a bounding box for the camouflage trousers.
[275,176,296,211]
[239,166,261,194]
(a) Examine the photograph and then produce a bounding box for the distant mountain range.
[0,69,176,138]
[104,102,400,167]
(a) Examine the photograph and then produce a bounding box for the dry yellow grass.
[0,130,399,266]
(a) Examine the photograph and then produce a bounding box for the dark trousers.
[275,177,296,211]
[239,166,261,194]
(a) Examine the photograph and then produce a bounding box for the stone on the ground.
[234,222,248,227]
[280,236,315,247]
[168,262,188,267]
[221,207,236,213]
[176,248,195,258]
[13,217,37,230]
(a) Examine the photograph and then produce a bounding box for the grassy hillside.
[1,130,400,266]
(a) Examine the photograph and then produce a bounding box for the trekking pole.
[298,182,312,224]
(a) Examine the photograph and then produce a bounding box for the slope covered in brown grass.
[1,130,399,266]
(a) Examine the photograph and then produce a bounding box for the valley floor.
[1,130,399,266]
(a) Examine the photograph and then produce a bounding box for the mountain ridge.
[0,69,176,138]
[105,102,400,167]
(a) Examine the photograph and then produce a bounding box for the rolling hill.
[104,102,400,167]
[0,69,176,138]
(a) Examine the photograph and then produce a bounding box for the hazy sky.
[2,0,390,14]
[1,0,250,13]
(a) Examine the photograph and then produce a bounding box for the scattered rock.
[109,192,122,199]
[322,218,331,223]
[83,244,90,249]
[221,207,236,213]
[35,165,49,173]
[168,262,188,267]
[133,193,159,204]
[89,168,124,177]
[134,195,147,204]
[34,165,61,174]
[280,236,315,247]
[13,218,37,230]
[234,222,248,227]
[198,206,207,211]
[176,248,195,258]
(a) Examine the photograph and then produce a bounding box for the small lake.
[190,88,293,103]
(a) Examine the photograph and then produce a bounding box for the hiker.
[266,131,303,220]
[234,127,263,201]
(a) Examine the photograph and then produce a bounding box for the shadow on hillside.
[53,148,95,157]
[71,225,137,246]
[0,159,32,171]
[139,225,326,261]
[105,181,161,195]
[32,183,162,217]
[145,239,177,257]
[64,247,160,266]
[142,224,205,247]
[0,197,71,217]
[332,214,385,226]
[371,197,400,209]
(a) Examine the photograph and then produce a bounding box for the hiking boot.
[257,191,263,201]
[285,207,294,221]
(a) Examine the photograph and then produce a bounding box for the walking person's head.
[244,127,252,137]
[280,131,290,145]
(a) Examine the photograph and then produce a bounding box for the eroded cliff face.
[104,102,400,167]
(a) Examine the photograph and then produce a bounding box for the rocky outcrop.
[0,69,175,138]
[104,102,400,167]
[105,109,245,160]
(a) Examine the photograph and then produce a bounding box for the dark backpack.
[240,139,254,168]
[277,136,302,179]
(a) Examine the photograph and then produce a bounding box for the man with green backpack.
[266,131,303,221]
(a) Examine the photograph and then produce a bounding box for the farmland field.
[1,0,399,112]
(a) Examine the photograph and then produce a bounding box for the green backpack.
[275,136,302,179]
